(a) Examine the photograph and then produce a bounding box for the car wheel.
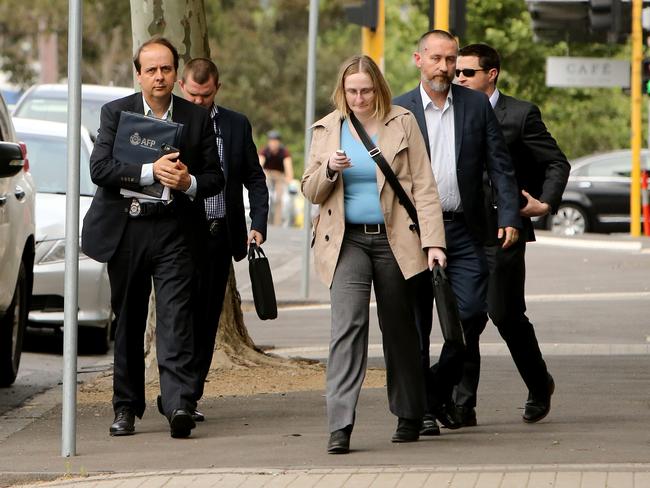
[0,262,28,387]
[549,204,589,236]
[79,320,111,355]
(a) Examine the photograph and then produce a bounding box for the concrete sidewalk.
[1,227,649,487]
[2,355,650,487]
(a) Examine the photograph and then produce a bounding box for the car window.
[573,155,633,178]
[14,98,104,138]
[17,133,95,196]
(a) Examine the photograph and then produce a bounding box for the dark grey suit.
[454,92,570,408]
[394,83,521,411]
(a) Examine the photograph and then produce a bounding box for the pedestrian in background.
[394,30,521,436]
[179,57,269,422]
[302,54,447,454]
[453,43,569,425]
[259,130,293,226]
[81,36,223,439]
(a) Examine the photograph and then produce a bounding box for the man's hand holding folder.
[153,150,191,191]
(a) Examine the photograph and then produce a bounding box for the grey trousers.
[327,228,425,433]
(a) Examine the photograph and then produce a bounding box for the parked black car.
[534,149,649,235]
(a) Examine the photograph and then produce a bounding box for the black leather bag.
[432,264,465,347]
[248,242,278,320]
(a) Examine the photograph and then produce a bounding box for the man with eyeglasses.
[394,30,521,436]
[454,43,569,425]
[82,37,224,439]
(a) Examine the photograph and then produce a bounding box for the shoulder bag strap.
[348,112,419,235]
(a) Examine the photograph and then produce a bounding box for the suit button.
[328,209,332,215]
[325,235,329,241]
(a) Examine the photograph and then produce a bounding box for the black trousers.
[414,219,489,412]
[454,240,550,407]
[107,214,196,418]
[192,225,232,403]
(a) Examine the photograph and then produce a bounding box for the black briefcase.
[248,243,278,320]
[432,264,465,347]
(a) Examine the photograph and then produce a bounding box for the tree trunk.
[130,0,298,384]
[129,0,210,89]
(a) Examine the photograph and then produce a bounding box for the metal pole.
[301,0,319,299]
[631,0,643,236]
[62,0,82,457]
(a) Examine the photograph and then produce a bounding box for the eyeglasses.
[455,68,486,78]
[345,88,375,98]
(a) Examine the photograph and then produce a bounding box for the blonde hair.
[331,55,391,120]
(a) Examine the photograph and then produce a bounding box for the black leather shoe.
[419,413,440,436]
[327,425,352,454]
[454,405,477,427]
[109,408,135,436]
[169,409,196,438]
[192,409,205,422]
[391,417,421,443]
[433,404,462,430]
[523,374,555,423]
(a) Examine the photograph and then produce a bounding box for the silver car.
[13,83,133,140]
[13,118,112,354]
[0,101,35,386]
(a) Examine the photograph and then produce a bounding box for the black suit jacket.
[215,105,269,262]
[394,84,521,243]
[493,92,570,241]
[81,93,224,263]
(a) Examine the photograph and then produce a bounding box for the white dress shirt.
[139,95,197,198]
[419,84,461,212]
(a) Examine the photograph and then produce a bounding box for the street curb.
[6,463,650,487]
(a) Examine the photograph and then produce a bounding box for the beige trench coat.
[301,106,446,288]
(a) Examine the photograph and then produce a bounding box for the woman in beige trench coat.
[301,55,447,454]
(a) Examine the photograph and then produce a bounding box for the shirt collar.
[489,88,500,109]
[419,83,453,111]
[142,94,173,120]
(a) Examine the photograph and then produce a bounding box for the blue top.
[341,119,384,224]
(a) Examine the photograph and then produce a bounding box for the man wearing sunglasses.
[394,30,521,436]
[453,43,570,426]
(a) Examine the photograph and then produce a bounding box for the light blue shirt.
[341,119,384,224]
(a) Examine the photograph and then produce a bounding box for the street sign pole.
[301,0,319,298]
[62,0,82,457]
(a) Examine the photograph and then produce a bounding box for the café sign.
[546,56,630,88]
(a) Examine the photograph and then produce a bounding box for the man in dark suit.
[179,58,269,417]
[394,30,521,436]
[453,43,569,424]
[81,37,224,439]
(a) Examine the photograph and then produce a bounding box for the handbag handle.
[248,241,267,261]
[348,111,420,235]
[432,262,447,284]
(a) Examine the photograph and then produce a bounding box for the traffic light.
[344,0,378,31]
[588,0,627,42]
[643,58,650,95]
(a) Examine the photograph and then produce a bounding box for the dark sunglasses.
[455,68,486,78]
